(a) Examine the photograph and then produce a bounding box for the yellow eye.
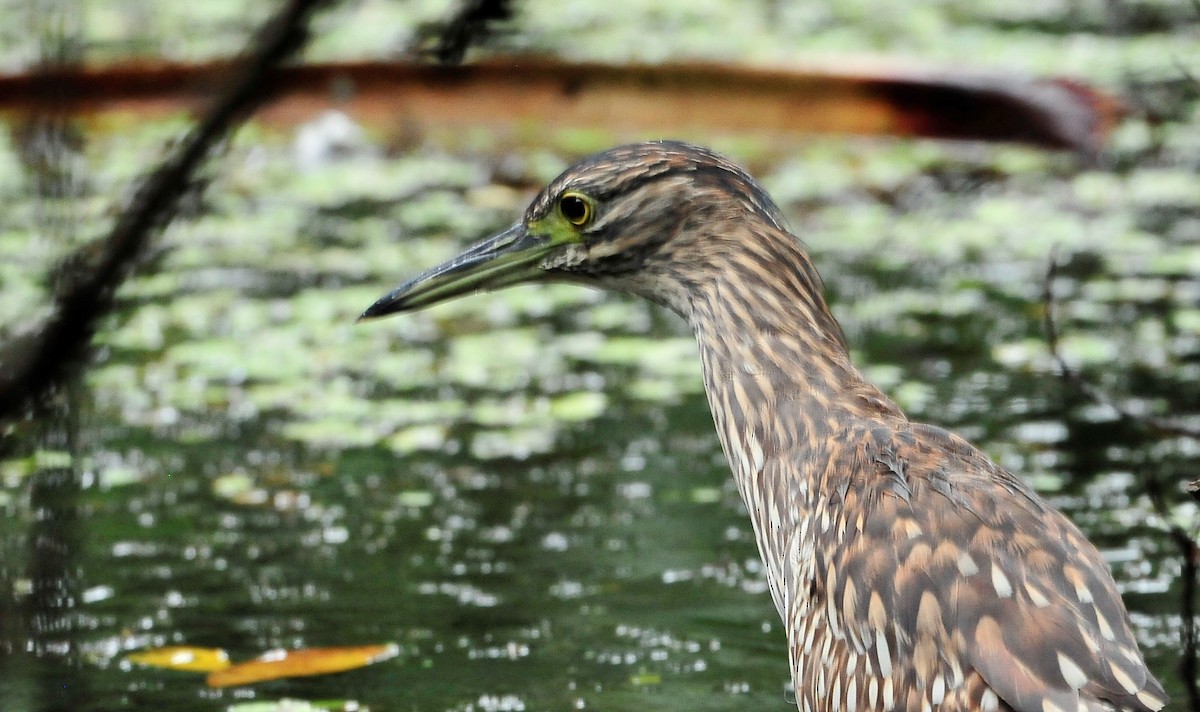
[558,192,593,227]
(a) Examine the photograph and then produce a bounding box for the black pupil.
[561,196,587,223]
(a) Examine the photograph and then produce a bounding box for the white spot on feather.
[991,563,1013,598]
[747,431,765,473]
[930,675,945,704]
[1067,570,1094,603]
[1025,582,1051,608]
[876,632,892,678]
[1057,652,1087,690]
[949,658,964,688]
[980,689,1000,712]
[1109,661,1139,694]
[1095,606,1116,641]
[1137,689,1166,710]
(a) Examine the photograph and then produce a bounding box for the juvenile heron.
[361,141,1165,712]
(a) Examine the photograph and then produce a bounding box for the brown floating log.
[0,57,1122,153]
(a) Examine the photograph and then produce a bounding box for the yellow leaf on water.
[207,644,400,688]
[127,646,231,672]
[630,672,662,686]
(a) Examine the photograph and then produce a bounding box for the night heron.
[361,141,1166,712]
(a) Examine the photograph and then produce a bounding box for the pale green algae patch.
[1,89,1190,478]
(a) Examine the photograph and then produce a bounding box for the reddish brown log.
[0,57,1122,153]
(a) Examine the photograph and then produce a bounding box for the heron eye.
[558,192,593,227]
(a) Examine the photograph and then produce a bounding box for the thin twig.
[1042,247,1199,709]
[1042,250,1200,439]
[0,0,337,421]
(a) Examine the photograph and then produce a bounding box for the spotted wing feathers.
[785,421,1166,712]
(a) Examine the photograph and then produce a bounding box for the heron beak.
[358,223,557,321]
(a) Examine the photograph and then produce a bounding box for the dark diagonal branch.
[417,0,514,63]
[1042,248,1199,709]
[0,0,337,422]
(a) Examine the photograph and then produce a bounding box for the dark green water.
[1,2,1198,711]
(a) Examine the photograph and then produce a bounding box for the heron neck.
[678,238,901,616]
[684,236,903,483]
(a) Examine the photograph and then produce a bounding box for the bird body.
[362,141,1166,712]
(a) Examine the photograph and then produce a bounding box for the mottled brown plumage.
[362,141,1166,712]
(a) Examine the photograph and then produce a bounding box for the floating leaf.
[227,700,365,712]
[279,419,380,449]
[549,391,607,422]
[212,472,264,504]
[397,490,435,508]
[99,464,143,488]
[127,646,231,673]
[386,424,449,453]
[226,702,319,712]
[629,672,662,686]
[207,644,399,688]
[469,427,556,460]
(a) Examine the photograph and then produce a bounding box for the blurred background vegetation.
[0,1,1197,711]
